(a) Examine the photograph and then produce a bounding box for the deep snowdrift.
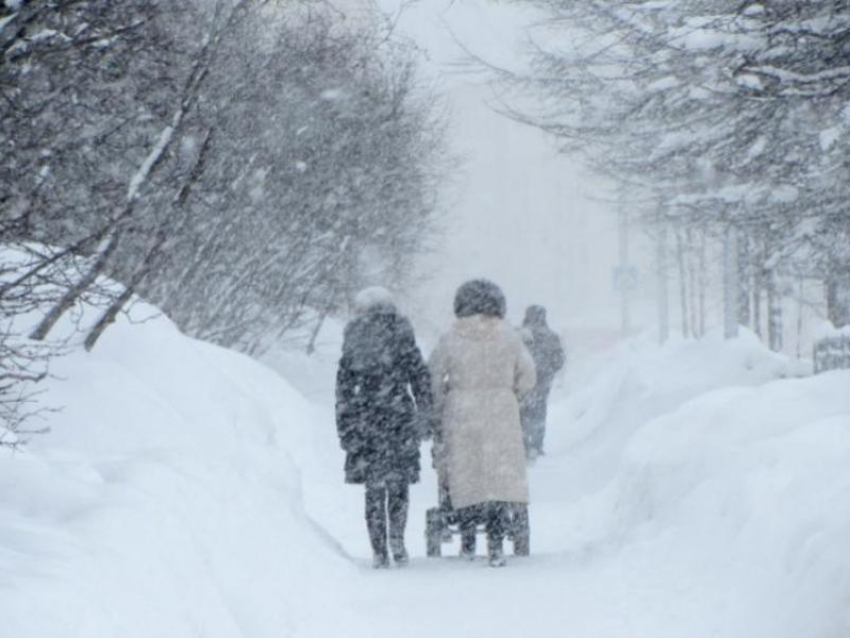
[0,302,361,638]
[544,331,850,637]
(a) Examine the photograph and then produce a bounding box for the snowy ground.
[2,303,849,637]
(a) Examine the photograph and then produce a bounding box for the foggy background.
[359,0,644,347]
[345,0,822,357]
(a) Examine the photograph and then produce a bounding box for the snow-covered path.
[272,348,645,636]
[268,335,850,638]
[291,396,646,638]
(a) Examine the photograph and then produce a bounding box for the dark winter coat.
[335,308,432,485]
[521,307,566,389]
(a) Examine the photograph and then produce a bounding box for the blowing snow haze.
[353,0,626,342]
[3,1,850,637]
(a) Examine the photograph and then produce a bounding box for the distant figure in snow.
[429,279,536,567]
[335,287,433,569]
[520,305,566,460]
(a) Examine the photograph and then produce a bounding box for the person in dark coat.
[335,286,432,568]
[520,305,566,460]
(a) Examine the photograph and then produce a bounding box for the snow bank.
[543,329,849,637]
[547,329,806,494]
[0,299,357,638]
[618,368,850,637]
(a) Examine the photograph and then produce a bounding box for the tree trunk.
[618,207,631,337]
[306,310,329,355]
[796,275,805,359]
[85,128,214,351]
[83,231,166,351]
[83,280,136,352]
[752,285,762,338]
[723,224,739,339]
[698,228,707,338]
[687,227,698,338]
[737,229,751,327]
[767,269,783,352]
[676,226,689,338]
[657,221,670,344]
[826,261,850,328]
[752,255,764,339]
[30,230,123,341]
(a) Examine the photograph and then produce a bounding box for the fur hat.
[453,279,506,319]
[353,286,396,315]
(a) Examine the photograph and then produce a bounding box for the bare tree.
[0,0,448,429]
[502,0,850,345]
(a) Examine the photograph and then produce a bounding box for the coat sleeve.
[398,321,434,439]
[551,336,566,374]
[335,349,360,452]
[428,336,450,425]
[515,338,537,399]
[427,336,450,472]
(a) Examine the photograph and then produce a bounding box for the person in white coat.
[429,279,537,567]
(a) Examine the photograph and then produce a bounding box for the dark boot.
[458,504,480,560]
[512,504,531,556]
[488,539,506,567]
[460,530,477,560]
[387,481,410,566]
[486,502,508,567]
[365,484,389,568]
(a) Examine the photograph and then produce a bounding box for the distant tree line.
[506,0,850,349]
[0,0,447,438]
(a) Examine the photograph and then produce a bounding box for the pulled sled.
[425,477,530,558]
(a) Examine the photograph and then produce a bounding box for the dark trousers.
[365,480,409,558]
[521,384,551,454]
[458,501,511,553]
